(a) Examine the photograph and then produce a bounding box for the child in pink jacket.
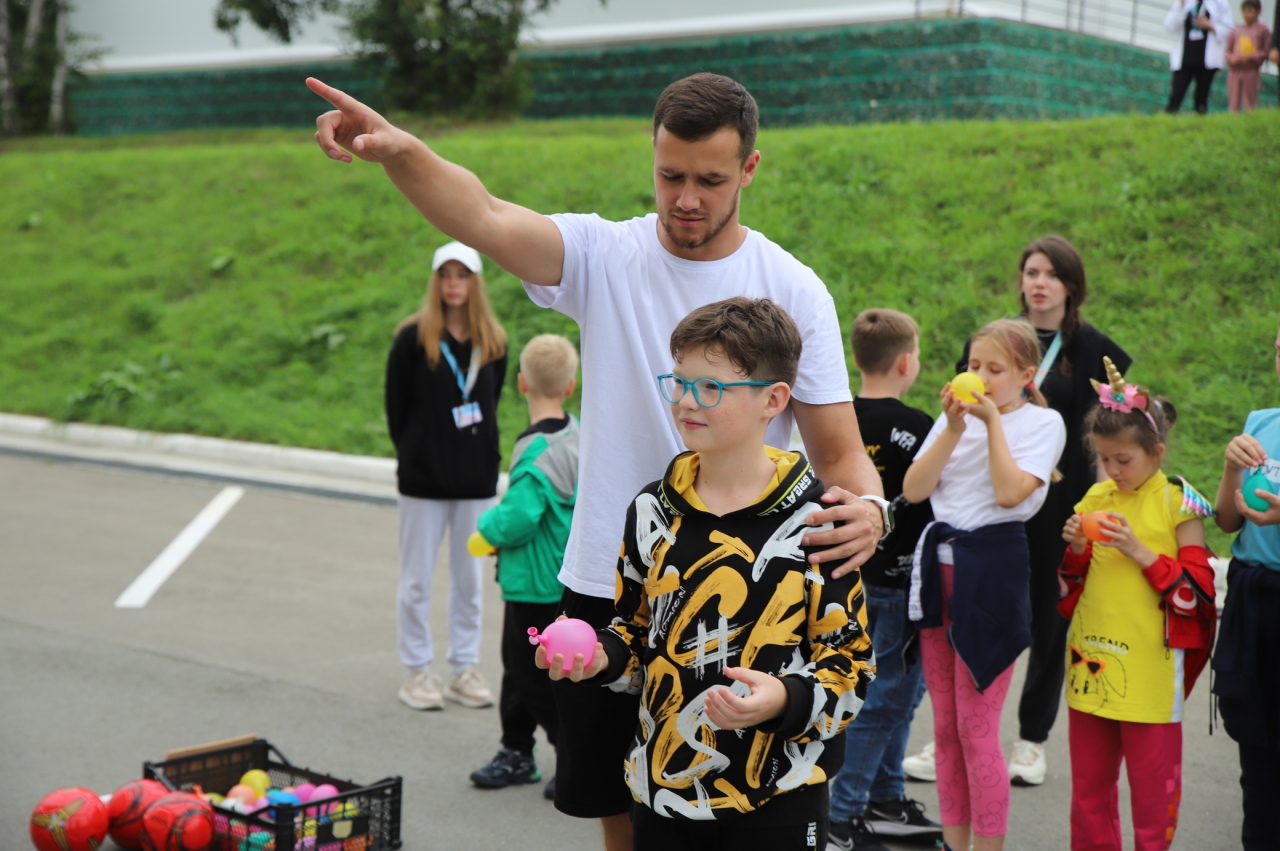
[1225,0,1272,111]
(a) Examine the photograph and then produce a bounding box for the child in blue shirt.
[1212,321,1280,851]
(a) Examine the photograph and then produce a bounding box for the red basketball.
[140,792,215,851]
[29,787,109,851]
[107,780,170,850]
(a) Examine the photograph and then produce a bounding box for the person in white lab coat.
[1164,0,1235,112]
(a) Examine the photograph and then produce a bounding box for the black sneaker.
[865,797,943,841]
[827,817,890,851]
[469,748,540,788]
[543,776,556,800]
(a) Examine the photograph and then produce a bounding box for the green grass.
[3,112,1279,554]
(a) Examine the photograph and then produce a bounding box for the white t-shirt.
[917,402,1067,534]
[523,212,853,598]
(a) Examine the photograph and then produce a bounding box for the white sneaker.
[1009,739,1046,786]
[398,670,444,710]
[902,741,936,782]
[445,667,495,708]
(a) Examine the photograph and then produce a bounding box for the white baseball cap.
[432,241,483,273]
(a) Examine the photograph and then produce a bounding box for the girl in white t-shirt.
[903,318,1067,851]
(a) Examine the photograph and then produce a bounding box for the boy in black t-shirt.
[828,309,942,851]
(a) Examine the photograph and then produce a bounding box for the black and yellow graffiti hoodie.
[596,447,875,820]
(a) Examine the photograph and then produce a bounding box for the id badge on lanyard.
[441,343,484,431]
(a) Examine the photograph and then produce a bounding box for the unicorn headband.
[1090,357,1158,433]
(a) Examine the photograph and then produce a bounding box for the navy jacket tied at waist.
[1212,558,1280,747]
[907,520,1032,692]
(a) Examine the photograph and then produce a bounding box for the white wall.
[71,0,895,73]
[71,0,347,72]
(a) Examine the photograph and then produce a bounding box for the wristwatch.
[859,495,894,539]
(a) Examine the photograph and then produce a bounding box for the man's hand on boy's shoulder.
[703,668,788,730]
[802,487,882,580]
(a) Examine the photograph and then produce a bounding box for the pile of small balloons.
[213,768,346,820]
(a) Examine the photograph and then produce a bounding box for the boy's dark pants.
[500,599,562,753]
[632,781,828,850]
[1215,560,1280,851]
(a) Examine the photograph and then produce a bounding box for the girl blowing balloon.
[1057,358,1216,851]
[903,318,1067,851]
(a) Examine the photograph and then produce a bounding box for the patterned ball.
[29,787,109,851]
[107,780,170,850]
[139,792,216,851]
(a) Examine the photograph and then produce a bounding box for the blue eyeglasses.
[656,374,779,408]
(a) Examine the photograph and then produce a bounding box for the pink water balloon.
[529,618,598,673]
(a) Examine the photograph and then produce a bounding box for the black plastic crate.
[144,738,402,851]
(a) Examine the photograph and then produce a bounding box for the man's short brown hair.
[520,334,579,397]
[851,309,919,375]
[669,297,801,386]
[652,73,760,162]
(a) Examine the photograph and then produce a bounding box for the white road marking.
[114,486,245,608]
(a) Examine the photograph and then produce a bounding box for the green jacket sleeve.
[476,465,549,550]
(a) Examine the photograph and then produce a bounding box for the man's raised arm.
[307,77,564,287]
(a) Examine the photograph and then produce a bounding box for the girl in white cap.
[387,241,508,711]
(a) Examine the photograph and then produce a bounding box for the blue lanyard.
[440,342,482,402]
[1033,331,1063,389]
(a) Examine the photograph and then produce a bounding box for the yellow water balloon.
[950,372,985,403]
[467,531,496,557]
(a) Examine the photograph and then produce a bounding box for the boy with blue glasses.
[542,297,875,850]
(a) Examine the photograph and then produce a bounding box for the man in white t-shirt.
[309,72,885,851]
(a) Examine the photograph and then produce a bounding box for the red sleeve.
[1057,545,1092,619]
[1140,545,1215,605]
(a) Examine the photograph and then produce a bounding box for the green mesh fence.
[522,17,1275,124]
[70,63,383,136]
[68,18,1275,135]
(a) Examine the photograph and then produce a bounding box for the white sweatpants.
[396,494,494,675]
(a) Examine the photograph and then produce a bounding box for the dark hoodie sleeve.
[384,327,417,452]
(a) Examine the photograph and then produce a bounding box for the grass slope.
[3,113,1279,552]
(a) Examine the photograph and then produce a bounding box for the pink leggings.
[1068,708,1182,851]
[919,563,1015,837]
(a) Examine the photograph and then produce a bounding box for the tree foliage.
[215,0,556,117]
[0,0,102,135]
[214,0,341,45]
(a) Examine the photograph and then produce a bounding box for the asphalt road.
[0,452,1245,850]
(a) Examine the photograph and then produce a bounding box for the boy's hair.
[519,334,579,397]
[1242,0,1261,11]
[653,73,760,163]
[1082,387,1178,457]
[971,318,1051,409]
[851,308,919,375]
[669,297,801,386]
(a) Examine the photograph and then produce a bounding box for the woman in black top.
[938,237,1131,787]
[1008,238,1130,783]
[386,241,508,712]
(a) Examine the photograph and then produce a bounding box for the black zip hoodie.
[384,323,507,499]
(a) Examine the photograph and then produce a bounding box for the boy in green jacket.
[468,334,580,797]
